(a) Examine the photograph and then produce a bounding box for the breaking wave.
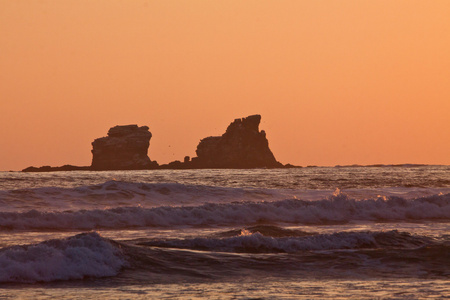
[0,192,449,230]
[139,230,434,253]
[0,232,127,283]
[0,181,289,212]
[2,180,449,213]
[0,230,448,283]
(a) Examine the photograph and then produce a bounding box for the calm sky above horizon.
[1,1,449,171]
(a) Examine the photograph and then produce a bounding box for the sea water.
[0,166,449,299]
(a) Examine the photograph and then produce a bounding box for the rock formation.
[22,116,291,172]
[190,115,283,168]
[21,165,90,172]
[91,125,157,170]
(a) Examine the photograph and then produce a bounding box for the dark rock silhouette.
[22,115,292,172]
[91,125,158,170]
[21,165,90,172]
[190,115,283,168]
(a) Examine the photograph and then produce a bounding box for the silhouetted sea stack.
[21,115,292,172]
[189,115,283,168]
[91,125,158,170]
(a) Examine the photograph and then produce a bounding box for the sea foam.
[139,230,434,253]
[2,181,449,213]
[0,232,126,283]
[0,192,448,230]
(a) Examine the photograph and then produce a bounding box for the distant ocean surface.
[0,166,449,299]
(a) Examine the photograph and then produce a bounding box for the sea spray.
[0,232,127,283]
[0,192,448,230]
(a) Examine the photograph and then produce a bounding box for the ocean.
[0,166,449,299]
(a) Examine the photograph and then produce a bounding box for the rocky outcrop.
[22,165,90,172]
[21,116,291,172]
[190,115,283,168]
[91,125,157,170]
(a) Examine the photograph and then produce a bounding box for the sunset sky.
[1,1,449,171]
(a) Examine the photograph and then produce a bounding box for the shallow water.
[2,279,449,299]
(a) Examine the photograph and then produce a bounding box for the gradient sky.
[1,1,449,171]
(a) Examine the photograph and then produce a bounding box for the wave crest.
[0,193,449,230]
[0,232,127,283]
[138,230,434,253]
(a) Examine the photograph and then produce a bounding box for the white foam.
[1,181,449,213]
[142,230,432,253]
[0,232,127,283]
[0,191,448,230]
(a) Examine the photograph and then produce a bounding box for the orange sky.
[1,1,449,171]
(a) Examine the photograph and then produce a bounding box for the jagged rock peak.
[192,114,282,168]
[225,114,261,134]
[91,124,157,170]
